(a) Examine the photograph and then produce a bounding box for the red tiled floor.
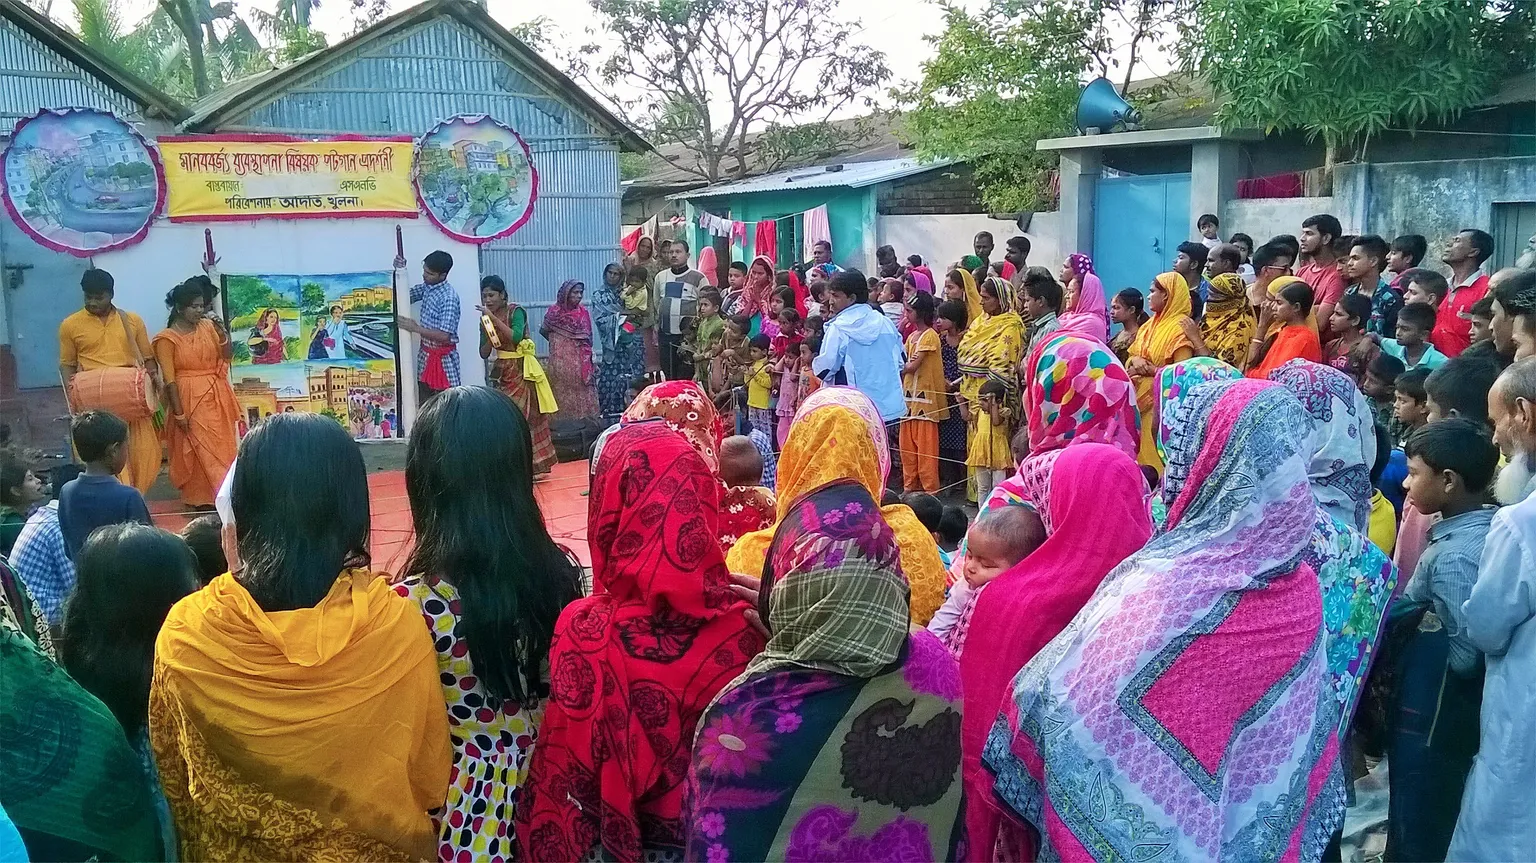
[149,460,592,574]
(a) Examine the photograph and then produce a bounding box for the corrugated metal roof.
[0,0,184,123]
[179,0,648,151]
[669,156,956,200]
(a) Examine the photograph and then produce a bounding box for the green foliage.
[902,0,1171,211]
[1181,0,1535,150]
[224,275,294,323]
[300,281,326,313]
[571,0,890,182]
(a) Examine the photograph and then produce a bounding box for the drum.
[70,367,159,421]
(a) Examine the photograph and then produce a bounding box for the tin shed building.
[178,0,648,346]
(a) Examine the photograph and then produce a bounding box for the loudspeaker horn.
[1075,77,1142,134]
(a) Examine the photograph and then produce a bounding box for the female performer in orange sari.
[478,276,558,476]
[153,279,240,507]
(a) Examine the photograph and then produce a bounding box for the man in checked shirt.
[397,250,461,406]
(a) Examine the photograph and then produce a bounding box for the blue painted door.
[1092,173,1191,300]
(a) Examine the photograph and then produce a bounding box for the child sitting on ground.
[180,514,229,585]
[930,505,1047,654]
[903,491,944,557]
[58,410,151,560]
[938,506,968,562]
[716,435,777,546]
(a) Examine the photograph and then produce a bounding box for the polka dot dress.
[395,577,542,863]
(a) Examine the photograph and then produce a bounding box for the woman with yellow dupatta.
[478,275,557,476]
[956,275,1024,495]
[150,414,451,861]
[1126,272,1196,470]
[726,386,948,627]
[153,279,239,508]
[1200,272,1256,370]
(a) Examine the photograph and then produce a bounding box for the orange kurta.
[153,320,239,507]
[58,308,161,494]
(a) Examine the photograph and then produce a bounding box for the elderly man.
[1448,358,1536,861]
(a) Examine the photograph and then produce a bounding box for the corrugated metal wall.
[235,18,622,350]
[0,19,146,123]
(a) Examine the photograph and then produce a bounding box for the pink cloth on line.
[803,205,831,260]
[957,443,1153,858]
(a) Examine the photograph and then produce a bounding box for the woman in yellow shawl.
[956,276,1024,492]
[1200,272,1256,370]
[1126,272,1197,470]
[725,386,948,627]
[150,414,451,861]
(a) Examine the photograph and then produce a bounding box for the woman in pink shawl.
[959,442,1153,859]
[727,255,776,337]
[1056,253,1110,342]
[540,279,599,422]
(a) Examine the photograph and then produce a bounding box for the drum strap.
[119,311,145,369]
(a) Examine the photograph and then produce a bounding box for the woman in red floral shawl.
[621,380,775,550]
[516,423,765,862]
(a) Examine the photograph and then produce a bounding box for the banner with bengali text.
[157,134,417,221]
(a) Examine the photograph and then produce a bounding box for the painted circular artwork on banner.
[414,114,539,244]
[1,107,165,256]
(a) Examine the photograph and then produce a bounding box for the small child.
[901,293,947,494]
[930,505,1047,654]
[804,314,824,340]
[879,279,906,328]
[796,339,823,402]
[903,491,945,557]
[773,311,806,447]
[1394,367,1433,445]
[1381,302,1448,371]
[180,513,229,585]
[937,507,968,559]
[1464,295,1497,357]
[1390,417,1500,860]
[718,435,766,488]
[745,334,774,443]
[691,290,725,389]
[58,411,152,560]
[1363,352,1406,437]
[713,314,750,399]
[967,380,1015,500]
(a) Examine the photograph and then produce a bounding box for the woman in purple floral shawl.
[682,479,966,862]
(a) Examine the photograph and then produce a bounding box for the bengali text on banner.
[157,134,417,221]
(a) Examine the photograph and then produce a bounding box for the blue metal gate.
[1092,173,1191,301]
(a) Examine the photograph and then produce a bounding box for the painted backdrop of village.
[222,271,399,440]
[415,115,536,241]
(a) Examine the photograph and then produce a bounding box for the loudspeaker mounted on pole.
[1075,77,1143,135]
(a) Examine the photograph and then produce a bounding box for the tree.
[1180,0,1535,184]
[300,281,327,313]
[569,0,891,183]
[902,0,1174,211]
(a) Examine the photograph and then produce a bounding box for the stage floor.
[149,459,593,574]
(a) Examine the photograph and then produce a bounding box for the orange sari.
[152,320,239,506]
[1246,324,1323,379]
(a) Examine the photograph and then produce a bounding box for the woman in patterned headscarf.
[726,387,949,627]
[1055,253,1110,342]
[517,423,765,863]
[540,279,600,423]
[684,479,965,862]
[1201,271,1257,369]
[985,378,1346,861]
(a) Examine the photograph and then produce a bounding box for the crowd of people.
[2,208,1536,863]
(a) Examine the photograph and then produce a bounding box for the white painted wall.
[93,218,482,429]
[1222,197,1339,246]
[877,212,1062,275]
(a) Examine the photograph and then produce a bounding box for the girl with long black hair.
[396,385,582,863]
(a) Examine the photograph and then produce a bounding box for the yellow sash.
[499,339,558,414]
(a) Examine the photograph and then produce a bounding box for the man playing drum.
[58,268,161,494]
